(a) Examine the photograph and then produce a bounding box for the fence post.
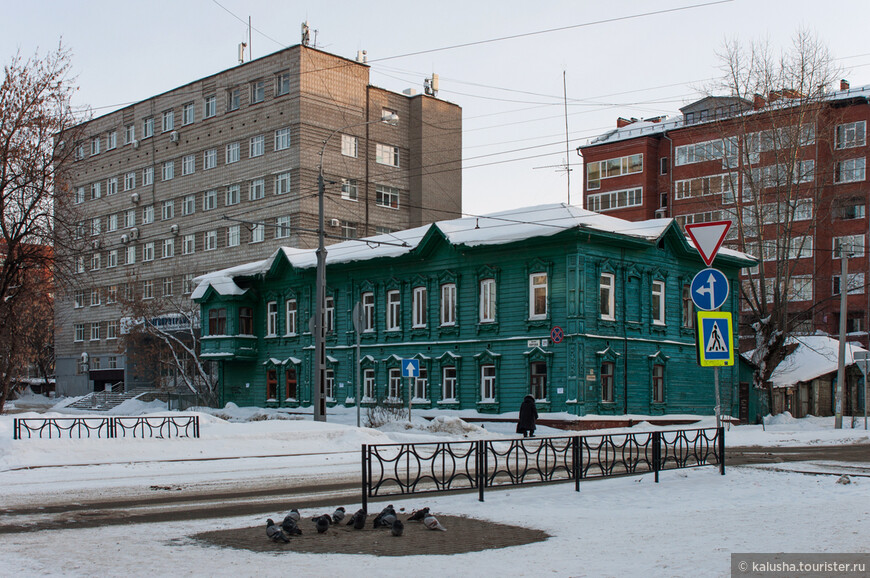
[361,444,368,514]
[573,436,581,492]
[477,440,485,502]
[653,431,661,483]
[718,426,725,476]
[13,418,18,440]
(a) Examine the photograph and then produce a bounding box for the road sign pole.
[407,376,412,423]
[714,366,721,430]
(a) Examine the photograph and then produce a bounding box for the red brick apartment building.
[579,81,870,347]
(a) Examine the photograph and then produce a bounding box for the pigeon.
[286,508,301,522]
[282,514,302,536]
[266,518,290,543]
[314,514,330,534]
[381,513,397,528]
[407,507,430,522]
[347,508,365,526]
[372,504,396,528]
[332,506,346,525]
[311,514,332,525]
[352,510,366,530]
[391,519,404,537]
[423,513,446,532]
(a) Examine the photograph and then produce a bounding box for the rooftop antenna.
[424,73,439,97]
[301,21,311,46]
[238,42,247,64]
[533,71,573,205]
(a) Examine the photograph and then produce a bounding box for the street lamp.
[313,111,399,421]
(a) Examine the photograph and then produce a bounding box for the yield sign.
[685,221,732,267]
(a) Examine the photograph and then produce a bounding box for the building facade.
[579,82,870,347]
[193,204,752,416]
[56,45,462,397]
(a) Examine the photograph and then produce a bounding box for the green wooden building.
[193,203,753,416]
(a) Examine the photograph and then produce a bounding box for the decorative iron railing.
[362,427,723,507]
[12,415,200,440]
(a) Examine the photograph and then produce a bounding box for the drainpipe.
[622,249,629,414]
[662,130,674,218]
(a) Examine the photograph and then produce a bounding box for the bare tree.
[708,31,841,404]
[0,45,85,412]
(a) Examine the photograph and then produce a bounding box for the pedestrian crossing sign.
[696,311,734,367]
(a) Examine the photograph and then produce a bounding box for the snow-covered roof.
[768,335,868,388]
[586,83,870,147]
[193,203,687,300]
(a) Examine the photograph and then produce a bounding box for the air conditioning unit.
[131,139,139,149]
[130,227,140,240]
[169,131,179,143]
[655,207,668,218]
[120,234,129,244]
[131,192,140,203]
[169,224,179,235]
[330,218,341,227]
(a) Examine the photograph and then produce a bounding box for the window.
[836,121,866,149]
[74,324,85,342]
[125,245,135,265]
[208,308,227,335]
[388,368,402,400]
[675,173,736,201]
[226,185,240,206]
[586,153,643,189]
[75,256,84,274]
[251,223,264,243]
[162,200,174,221]
[142,279,153,300]
[376,143,400,166]
[107,249,117,268]
[205,230,217,251]
[90,322,101,341]
[600,273,615,320]
[204,95,216,118]
[651,280,665,325]
[143,205,154,224]
[124,209,136,228]
[250,179,264,201]
[226,142,240,164]
[413,286,427,328]
[267,301,278,337]
[325,296,335,333]
[376,184,400,209]
[124,172,135,191]
[90,288,101,306]
[142,242,154,262]
[106,177,117,196]
[529,273,548,320]
[162,276,173,297]
[75,144,85,160]
[183,194,196,215]
[833,273,865,296]
[203,149,217,170]
[285,366,298,400]
[74,291,85,308]
[106,285,117,304]
[276,72,290,96]
[276,216,291,239]
[285,299,297,335]
[660,157,669,175]
[227,225,240,247]
[440,283,456,326]
[182,102,195,125]
[835,158,866,183]
[91,182,101,200]
[106,321,118,341]
[652,365,664,403]
[682,284,694,329]
[142,117,153,139]
[250,79,265,104]
[363,292,375,332]
[239,307,254,335]
[204,190,217,211]
[480,365,496,402]
[90,253,101,271]
[275,127,291,151]
[266,369,277,400]
[531,362,547,400]
[415,367,428,400]
[834,199,865,220]
[675,139,737,166]
[162,238,174,259]
[183,234,195,255]
[75,186,85,204]
[250,135,264,158]
[386,290,401,331]
[142,166,154,186]
[276,172,291,195]
[107,214,118,232]
[601,362,614,403]
[124,124,135,144]
[182,154,195,175]
[587,187,643,213]
[363,368,376,400]
[162,110,174,132]
[834,234,865,258]
[480,278,496,323]
[341,134,358,157]
[227,87,240,111]
[341,179,358,201]
[341,221,357,239]
[91,136,100,155]
[91,218,101,236]
[183,273,195,295]
[442,367,457,401]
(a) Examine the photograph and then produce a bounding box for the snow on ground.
[2,396,869,576]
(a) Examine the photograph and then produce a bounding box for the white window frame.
[412,286,427,328]
[124,172,135,191]
[106,177,117,196]
[376,143,400,166]
[142,166,153,186]
[836,120,866,149]
[363,368,375,401]
[226,142,240,164]
[388,368,402,400]
[162,200,174,221]
[529,273,548,320]
[162,238,174,259]
[480,278,496,323]
[442,366,457,401]
[835,158,866,184]
[162,161,174,181]
[183,194,196,215]
[341,134,358,157]
[162,110,174,132]
[250,134,264,158]
[250,179,265,201]
[375,184,400,209]
[275,127,291,151]
[285,299,297,336]
[480,364,496,403]
[266,301,278,337]
[205,230,217,251]
[600,273,615,321]
[204,95,216,118]
[142,242,154,262]
[226,185,240,206]
[203,149,217,170]
[386,290,401,331]
[182,102,195,125]
[651,280,665,325]
[182,234,195,255]
[250,223,264,244]
[276,216,291,239]
[363,292,375,332]
[203,190,217,211]
[440,283,456,326]
[341,178,358,201]
[182,154,195,176]
[276,172,291,195]
[227,225,240,247]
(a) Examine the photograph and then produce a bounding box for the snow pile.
[107,398,169,415]
[201,403,305,422]
[425,415,486,436]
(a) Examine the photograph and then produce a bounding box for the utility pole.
[835,243,849,429]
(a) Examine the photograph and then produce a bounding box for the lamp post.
[313,112,399,421]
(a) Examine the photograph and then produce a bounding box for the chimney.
[768,90,781,103]
[753,94,765,110]
[840,79,850,91]
[616,117,635,128]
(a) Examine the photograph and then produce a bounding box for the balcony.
[200,335,258,360]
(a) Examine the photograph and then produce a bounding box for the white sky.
[4,0,870,216]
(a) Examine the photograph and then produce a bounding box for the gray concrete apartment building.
[56,44,462,397]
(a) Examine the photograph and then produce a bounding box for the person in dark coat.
[517,395,538,437]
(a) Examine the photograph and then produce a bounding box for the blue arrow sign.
[401,358,419,378]
[690,268,729,311]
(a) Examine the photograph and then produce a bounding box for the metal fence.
[12,415,200,440]
[362,427,723,506]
